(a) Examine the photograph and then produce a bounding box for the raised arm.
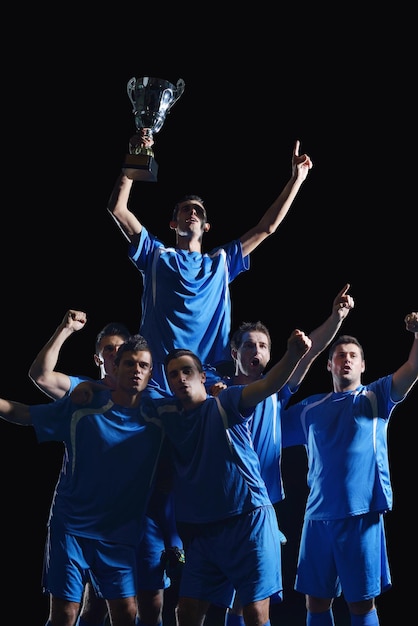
[288,283,354,390]
[0,399,31,425]
[240,329,312,410]
[28,310,87,400]
[240,140,313,257]
[391,312,418,402]
[107,173,143,242]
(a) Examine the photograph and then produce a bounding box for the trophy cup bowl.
[123,76,185,182]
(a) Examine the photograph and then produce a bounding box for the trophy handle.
[127,77,185,113]
[127,77,137,113]
[173,78,186,105]
[158,79,185,120]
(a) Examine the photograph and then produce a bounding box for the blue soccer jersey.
[129,228,249,388]
[30,390,165,544]
[248,385,293,505]
[282,375,400,520]
[224,378,293,504]
[140,386,271,524]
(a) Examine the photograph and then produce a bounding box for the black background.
[1,7,416,625]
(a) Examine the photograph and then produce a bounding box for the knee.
[347,598,375,615]
[242,598,270,626]
[137,589,164,625]
[175,598,208,626]
[306,595,333,613]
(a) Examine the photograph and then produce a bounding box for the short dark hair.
[95,322,130,354]
[164,348,203,372]
[171,194,206,221]
[230,321,272,352]
[328,335,364,360]
[114,334,151,366]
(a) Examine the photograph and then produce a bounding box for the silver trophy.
[123,76,185,182]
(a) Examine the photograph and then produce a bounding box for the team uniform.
[282,375,401,602]
[30,389,165,602]
[129,227,249,390]
[140,385,283,609]
[65,377,174,590]
[222,379,293,505]
[223,379,294,604]
[66,376,174,594]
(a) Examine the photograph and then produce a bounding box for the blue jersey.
[140,386,271,524]
[30,389,165,544]
[282,375,400,520]
[224,378,293,504]
[129,228,249,387]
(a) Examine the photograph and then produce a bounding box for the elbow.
[29,371,44,387]
[107,204,118,217]
[263,222,280,237]
[108,204,127,222]
[28,367,38,383]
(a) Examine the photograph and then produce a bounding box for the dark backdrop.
[1,8,415,625]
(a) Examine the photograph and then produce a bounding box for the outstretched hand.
[333,284,355,321]
[62,310,87,333]
[129,128,155,151]
[405,312,418,333]
[288,329,312,359]
[292,140,313,182]
[208,380,228,397]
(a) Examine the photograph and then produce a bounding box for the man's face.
[166,355,206,404]
[171,201,208,236]
[96,334,127,377]
[234,330,271,378]
[327,343,365,388]
[115,350,152,395]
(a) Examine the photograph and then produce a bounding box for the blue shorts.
[136,515,170,590]
[179,505,282,608]
[295,512,392,602]
[42,523,138,602]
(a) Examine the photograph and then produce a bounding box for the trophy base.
[123,154,159,182]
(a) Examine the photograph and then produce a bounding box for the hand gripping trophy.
[123,76,185,182]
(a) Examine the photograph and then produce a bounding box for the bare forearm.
[241,176,306,255]
[107,174,140,239]
[288,285,354,390]
[255,138,313,236]
[287,314,343,390]
[392,334,418,400]
[265,175,305,229]
[391,313,418,401]
[241,331,311,408]
[410,333,418,370]
[261,349,306,396]
[0,399,31,425]
[308,312,343,357]
[29,326,73,382]
[107,173,135,218]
